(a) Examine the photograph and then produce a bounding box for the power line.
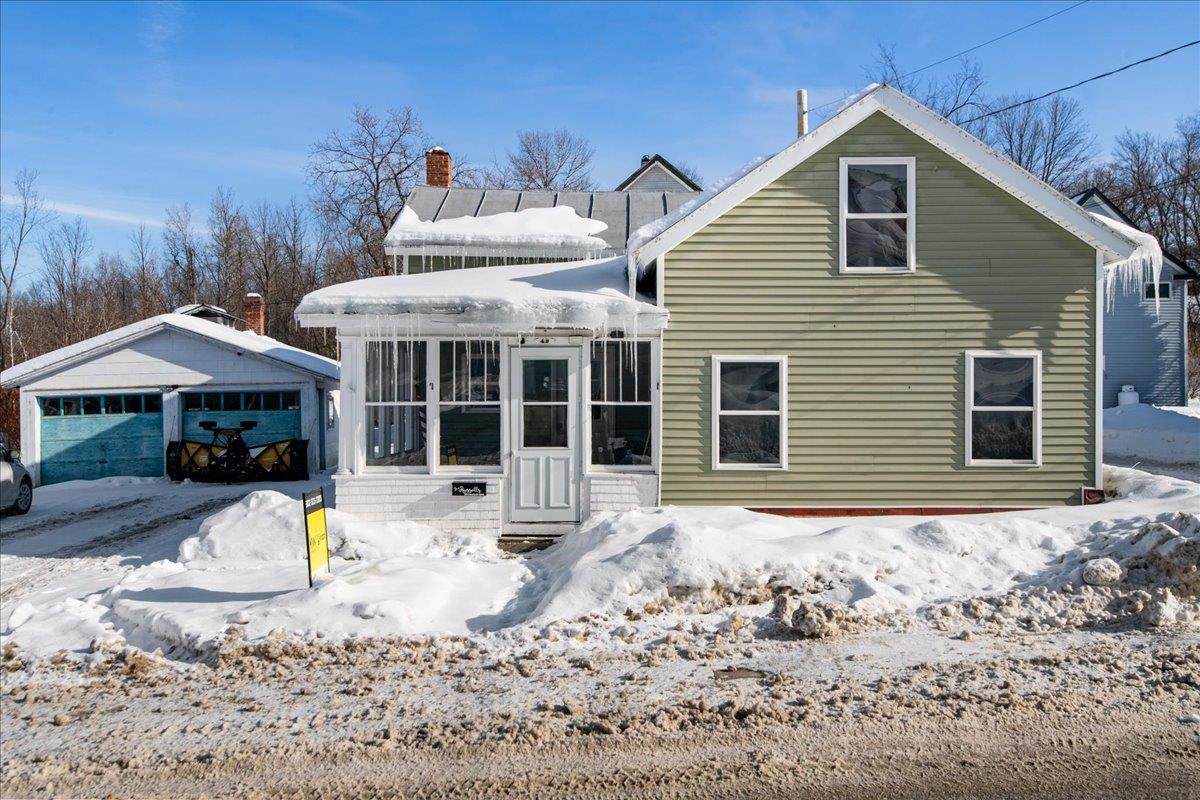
[899,1,1089,80]
[809,0,1092,115]
[963,40,1200,124]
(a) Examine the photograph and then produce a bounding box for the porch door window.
[365,341,427,467]
[590,340,652,466]
[439,340,501,466]
[522,359,569,447]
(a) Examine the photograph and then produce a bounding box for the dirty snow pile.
[1104,403,1199,464]
[384,205,609,253]
[295,258,665,334]
[3,468,1198,662]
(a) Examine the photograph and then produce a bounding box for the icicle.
[1091,212,1164,314]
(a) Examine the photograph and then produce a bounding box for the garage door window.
[184,391,300,413]
[40,394,162,416]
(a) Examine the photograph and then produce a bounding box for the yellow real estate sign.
[303,488,330,587]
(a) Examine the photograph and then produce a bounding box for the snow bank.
[384,205,609,253]
[4,468,1197,662]
[295,257,666,334]
[1104,404,1200,464]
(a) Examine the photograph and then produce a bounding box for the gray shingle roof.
[405,187,698,251]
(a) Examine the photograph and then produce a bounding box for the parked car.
[0,436,33,515]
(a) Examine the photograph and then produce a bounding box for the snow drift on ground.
[383,205,609,252]
[4,466,1197,661]
[1104,404,1199,464]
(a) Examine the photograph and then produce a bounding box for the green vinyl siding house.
[298,85,1141,535]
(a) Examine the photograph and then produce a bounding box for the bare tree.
[869,46,987,126]
[37,217,92,347]
[205,188,249,311]
[504,129,596,190]
[0,170,54,368]
[162,205,200,306]
[981,94,1096,188]
[309,106,429,276]
[129,223,165,318]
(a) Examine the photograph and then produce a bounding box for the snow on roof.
[1089,211,1165,309]
[0,314,339,386]
[295,257,667,334]
[383,205,610,254]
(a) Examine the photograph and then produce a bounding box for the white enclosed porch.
[295,258,667,536]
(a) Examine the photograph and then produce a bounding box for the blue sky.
[2,0,1198,271]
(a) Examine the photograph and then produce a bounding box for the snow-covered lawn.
[5,465,1197,663]
[1104,403,1200,464]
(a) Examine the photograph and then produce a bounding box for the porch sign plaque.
[302,488,331,587]
[451,481,487,497]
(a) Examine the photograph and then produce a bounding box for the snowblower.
[166,420,309,483]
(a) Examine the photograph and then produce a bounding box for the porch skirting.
[332,472,658,535]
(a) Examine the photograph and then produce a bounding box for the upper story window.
[839,157,916,274]
[1143,282,1172,301]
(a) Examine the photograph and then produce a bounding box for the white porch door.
[509,347,580,523]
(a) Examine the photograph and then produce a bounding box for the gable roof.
[1073,187,1196,278]
[399,186,696,253]
[629,84,1139,278]
[0,314,339,387]
[615,154,703,192]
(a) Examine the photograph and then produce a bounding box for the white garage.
[0,311,339,486]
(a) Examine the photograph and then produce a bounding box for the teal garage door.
[181,390,302,445]
[39,393,164,484]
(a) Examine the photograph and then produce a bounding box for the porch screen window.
[365,341,426,467]
[590,340,652,466]
[439,340,501,466]
[713,356,786,468]
[966,352,1041,465]
[840,157,915,272]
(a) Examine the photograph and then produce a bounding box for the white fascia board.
[631,85,1138,272]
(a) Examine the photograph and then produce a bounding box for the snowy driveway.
[0,476,329,629]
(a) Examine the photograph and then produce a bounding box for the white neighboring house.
[1073,188,1196,406]
[0,296,339,486]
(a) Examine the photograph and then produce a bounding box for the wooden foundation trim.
[747,506,1032,518]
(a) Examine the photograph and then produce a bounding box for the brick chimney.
[425,147,452,187]
[244,292,265,336]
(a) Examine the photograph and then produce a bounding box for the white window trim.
[361,338,504,476]
[964,350,1042,468]
[437,339,503,474]
[711,355,788,471]
[587,338,656,473]
[839,156,917,274]
[1141,281,1171,302]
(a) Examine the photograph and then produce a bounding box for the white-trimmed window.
[365,341,427,468]
[712,356,786,469]
[590,339,652,467]
[1143,281,1171,301]
[965,351,1041,466]
[839,157,916,273]
[438,340,501,467]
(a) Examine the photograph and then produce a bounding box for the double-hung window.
[712,356,786,469]
[965,351,1041,466]
[1143,282,1171,301]
[439,340,501,467]
[590,340,652,467]
[839,157,916,273]
[365,341,426,468]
